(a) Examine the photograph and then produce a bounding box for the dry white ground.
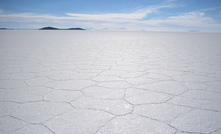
[0,30,221,134]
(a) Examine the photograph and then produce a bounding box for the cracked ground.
[0,30,221,134]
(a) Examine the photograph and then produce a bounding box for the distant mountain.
[67,28,85,30]
[39,27,86,30]
[0,28,7,30]
[39,27,59,30]
[188,30,199,32]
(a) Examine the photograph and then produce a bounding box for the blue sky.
[0,0,221,31]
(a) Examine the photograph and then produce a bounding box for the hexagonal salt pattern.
[1,31,221,134]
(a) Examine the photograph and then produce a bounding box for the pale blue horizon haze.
[0,0,221,31]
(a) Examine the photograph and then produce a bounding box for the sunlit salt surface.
[0,30,221,134]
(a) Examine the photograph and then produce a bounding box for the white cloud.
[199,6,221,12]
[65,3,174,23]
[166,12,215,26]
[66,13,145,20]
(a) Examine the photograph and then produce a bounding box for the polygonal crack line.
[179,93,221,101]
[137,114,178,134]
[95,82,133,89]
[43,108,74,124]
[124,100,135,114]
[86,96,128,101]
[42,89,84,103]
[0,100,44,106]
[84,107,118,116]
[42,65,54,70]
[42,76,66,81]
[4,114,26,122]
[24,80,54,87]
[7,115,31,132]
[165,67,193,74]
[147,72,174,79]
[178,130,209,134]
[72,97,134,116]
[21,70,51,74]
[210,127,221,134]
[110,69,130,76]
[69,94,86,104]
[175,89,192,97]
[9,100,43,116]
[39,122,56,134]
[22,79,30,87]
[0,104,21,117]
[130,100,178,107]
[78,84,99,91]
[123,88,175,105]
[88,79,100,83]
[174,88,221,101]
[171,80,193,95]
[204,87,221,94]
[91,76,127,83]
[209,75,221,81]
[0,86,28,90]
[126,79,166,86]
[74,69,102,74]
[120,72,145,79]
[85,85,127,91]
[42,84,91,92]
[167,102,221,113]
[132,86,178,97]
[192,71,218,79]
[42,90,56,101]
[122,88,128,99]
[42,85,57,90]
[178,79,220,84]
[169,108,193,124]
[11,122,56,134]
[42,100,76,109]
[23,74,53,80]
[94,115,120,134]
[50,68,78,72]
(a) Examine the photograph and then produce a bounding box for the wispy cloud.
[65,3,175,22]
[166,12,215,26]
[198,6,221,12]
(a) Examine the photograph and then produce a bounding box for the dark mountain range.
[39,27,59,30]
[67,28,85,30]
[0,28,7,30]
[39,27,86,30]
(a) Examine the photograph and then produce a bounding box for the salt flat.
[0,30,221,134]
